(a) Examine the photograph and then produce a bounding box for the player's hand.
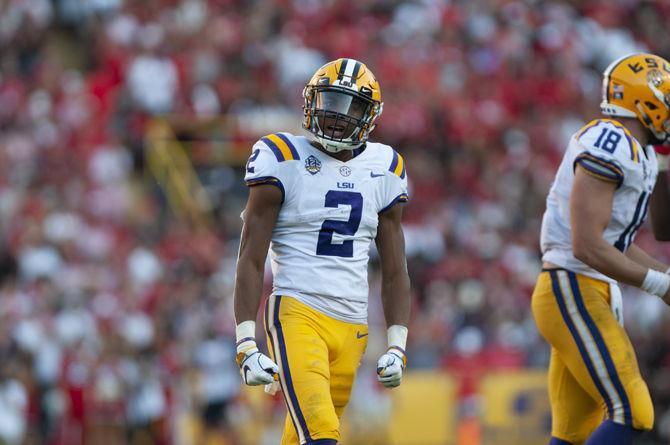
[376,347,406,388]
[237,346,279,386]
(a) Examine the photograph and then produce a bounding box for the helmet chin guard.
[308,132,362,153]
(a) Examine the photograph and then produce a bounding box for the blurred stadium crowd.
[2,0,670,444]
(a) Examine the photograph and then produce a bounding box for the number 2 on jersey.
[316,191,363,257]
[594,128,622,153]
[246,149,260,173]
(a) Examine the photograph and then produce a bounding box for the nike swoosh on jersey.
[370,172,385,178]
[356,331,369,339]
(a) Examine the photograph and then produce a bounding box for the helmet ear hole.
[645,101,659,110]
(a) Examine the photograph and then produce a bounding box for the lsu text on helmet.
[601,53,670,141]
[303,58,383,153]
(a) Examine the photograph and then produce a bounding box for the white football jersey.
[540,119,658,283]
[244,132,409,324]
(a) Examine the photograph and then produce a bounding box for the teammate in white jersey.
[233,58,410,445]
[533,53,670,445]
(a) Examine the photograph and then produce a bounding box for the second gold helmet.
[601,53,670,141]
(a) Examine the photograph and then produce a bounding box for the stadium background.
[1,0,670,444]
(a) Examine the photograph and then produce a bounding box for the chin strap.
[322,143,348,153]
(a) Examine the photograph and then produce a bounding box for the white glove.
[377,325,408,388]
[237,346,279,386]
[377,346,406,388]
[235,320,278,386]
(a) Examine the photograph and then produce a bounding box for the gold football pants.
[264,294,368,444]
[531,269,653,443]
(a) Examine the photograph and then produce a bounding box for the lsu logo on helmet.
[600,53,670,141]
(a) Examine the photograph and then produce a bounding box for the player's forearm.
[650,173,670,241]
[380,271,411,327]
[574,237,647,287]
[233,185,281,324]
[376,205,411,329]
[625,243,670,272]
[233,258,265,323]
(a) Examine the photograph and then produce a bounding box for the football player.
[233,58,410,445]
[533,53,670,445]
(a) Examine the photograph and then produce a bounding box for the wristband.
[387,325,408,350]
[641,269,670,298]
[236,320,257,354]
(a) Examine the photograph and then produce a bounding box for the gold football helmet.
[601,53,670,141]
[303,58,383,152]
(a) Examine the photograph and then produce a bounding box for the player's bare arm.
[374,202,410,388]
[376,203,411,326]
[624,244,670,273]
[571,167,670,302]
[233,184,282,385]
[234,184,282,321]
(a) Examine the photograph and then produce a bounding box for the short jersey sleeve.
[244,133,301,202]
[380,149,409,213]
[572,119,638,187]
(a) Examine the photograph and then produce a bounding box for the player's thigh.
[329,323,368,415]
[265,294,340,443]
[567,272,653,430]
[548,348,602,443]
[533,269,652,430]
[279,414,299,445]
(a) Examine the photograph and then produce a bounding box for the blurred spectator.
[124,352,167,445]
[191,330,240,444]
[0,364,28,445]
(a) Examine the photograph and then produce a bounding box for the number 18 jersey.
[244,132,409,324]
[540,118,658,283]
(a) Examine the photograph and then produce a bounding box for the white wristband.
[236,320,257,354]
[657,153,669,172]
[641,269,670,298]
[387,325,408,351]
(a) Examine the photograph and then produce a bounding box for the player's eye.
[349,100,368,118]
